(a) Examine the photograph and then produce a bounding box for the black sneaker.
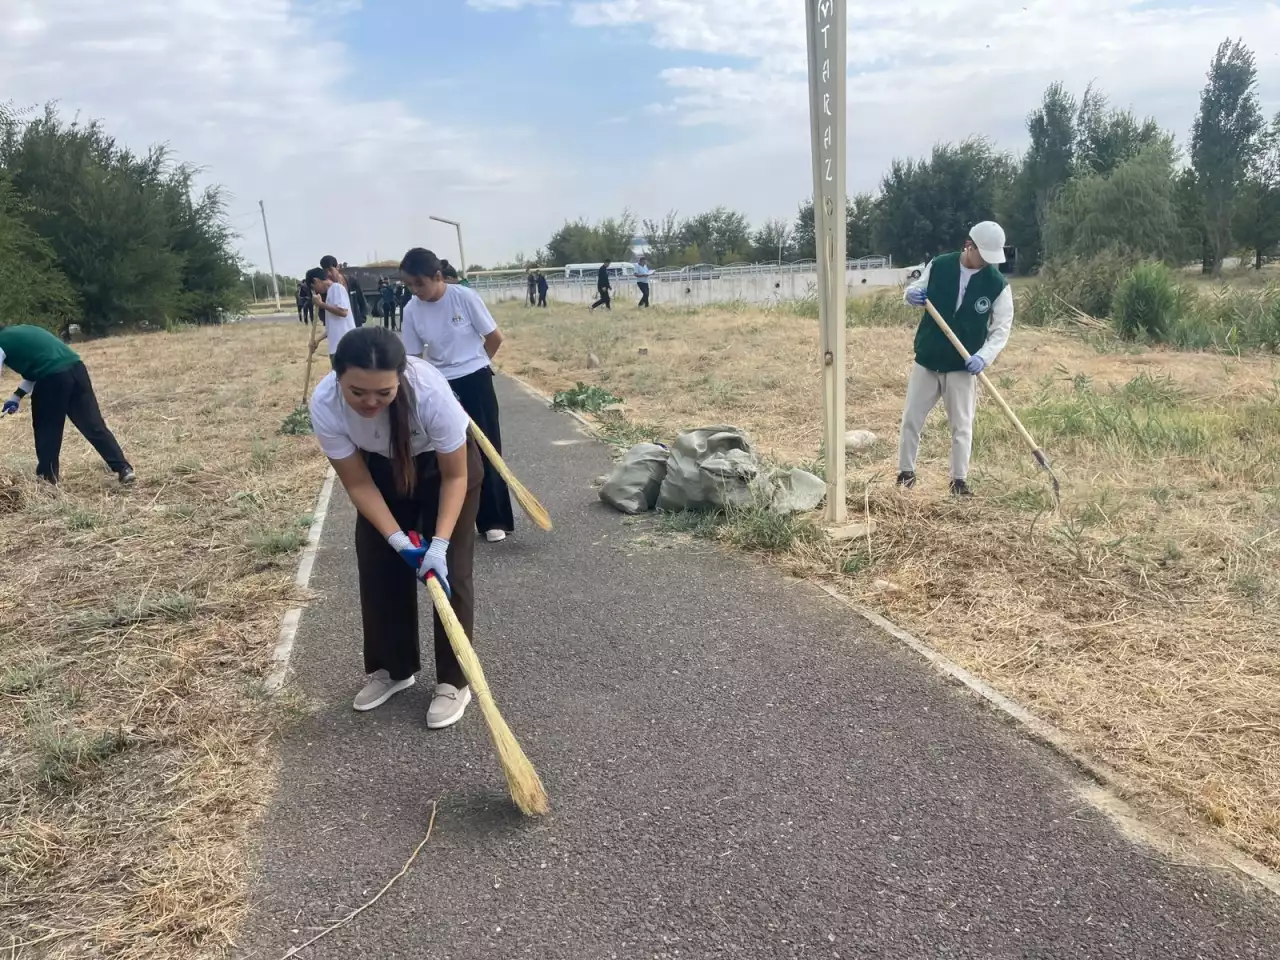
[896,471,916,489]
[949,479,973,497]
[118,467,136,485]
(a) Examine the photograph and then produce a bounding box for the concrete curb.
[264,465,337,694]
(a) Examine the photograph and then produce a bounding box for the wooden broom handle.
[923,298,1044,458]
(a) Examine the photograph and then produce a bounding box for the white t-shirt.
[309,356,469,461]
[324,282,355,356]
[956,265,979,309]
[401,284,498,380]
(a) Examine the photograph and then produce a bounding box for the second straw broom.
[408,532,549,816]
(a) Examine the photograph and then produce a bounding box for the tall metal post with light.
[429,215,468,280]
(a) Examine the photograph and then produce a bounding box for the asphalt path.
[237,375,1280,959]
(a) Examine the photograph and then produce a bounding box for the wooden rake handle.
[923,298,1046,462]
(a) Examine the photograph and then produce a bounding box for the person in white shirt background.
[896,220,1014,497]
[634,255,654,308]
[305,266,355,369]
[309,325,484,728]
[399,247,515,542]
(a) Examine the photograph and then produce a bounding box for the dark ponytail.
[399,247,443,280]
[333,327,418,495]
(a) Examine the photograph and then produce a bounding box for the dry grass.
[495,297,1280,869]
[0,323,327,958]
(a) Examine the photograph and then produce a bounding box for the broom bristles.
[467,418,553,531]
[426,576,549,816]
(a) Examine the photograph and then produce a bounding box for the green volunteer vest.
[0,324,80,382]
[912,252,1007,374]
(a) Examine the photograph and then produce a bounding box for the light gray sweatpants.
[897,363,978,481]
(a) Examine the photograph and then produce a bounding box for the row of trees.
[0,103,245,334]
[511,38,1276,279]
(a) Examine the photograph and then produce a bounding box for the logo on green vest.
[975,297,992,315]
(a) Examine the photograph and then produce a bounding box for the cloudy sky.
[2,0,1279,274]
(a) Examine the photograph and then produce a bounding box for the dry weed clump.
[495,299,1280,868]
[1,323,327,958]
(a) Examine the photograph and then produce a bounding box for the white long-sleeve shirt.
[904,261,1014,365]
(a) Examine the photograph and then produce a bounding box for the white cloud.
[0,0,559,272]
[467,0,557,10]
[573,0,1280,227]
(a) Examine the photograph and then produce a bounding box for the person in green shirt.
[896,221,1013,497]
[0,323,135,485]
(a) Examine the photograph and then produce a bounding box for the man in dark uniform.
[590,260,612,311]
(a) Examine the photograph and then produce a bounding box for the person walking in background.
[308,326,484,727]
[396,282,411,327]
[536,270,549,308]
[349,278,369,328]
[526,270,537,306]
[399,247,516,543]
[380,278,397,330]
[635,256,653,308]
[896,221,1013,497]
[307,266,355,370]
[297,279,314,325]
[1,322,135,485]
[591,259,612,311]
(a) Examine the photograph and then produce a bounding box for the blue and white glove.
[965,355,987,375]
[387,529,428,573]
[905,287,928,307]
[2,396,19,416]
[421,536,451,597]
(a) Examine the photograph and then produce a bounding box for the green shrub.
[1111,262,1183,341]
[552,382,623,413]
[1020,252,1137,325]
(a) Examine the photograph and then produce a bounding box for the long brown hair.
[333,327,418,495]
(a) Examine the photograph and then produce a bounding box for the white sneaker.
[427,683,472,729]
[485,529,507,543]
[353,670,415,711]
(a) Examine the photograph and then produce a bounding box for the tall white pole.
[430,215,467,280]
[259,200,283,311]
[805,0,848,524]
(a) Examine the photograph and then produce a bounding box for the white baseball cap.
[969,221,1006,265]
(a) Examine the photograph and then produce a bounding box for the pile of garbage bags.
[598,426,826,517]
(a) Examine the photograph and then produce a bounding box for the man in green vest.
[896,221,1013,496]
[0,323,135,485]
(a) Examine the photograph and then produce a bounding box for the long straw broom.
[465,417,553,531]
[407,533,549,817]
[924,298,1062,508]
[300,320,320,407]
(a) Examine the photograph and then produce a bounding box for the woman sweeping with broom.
[399,247,516,543]
[309,325,483,728]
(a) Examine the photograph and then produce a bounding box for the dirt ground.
[493,296,1280,870]
[0,322,328,958]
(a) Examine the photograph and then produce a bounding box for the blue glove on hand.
[2,396,19,415]
[396,531,452,597]
[905,287,927,307]
[965,355,987,375]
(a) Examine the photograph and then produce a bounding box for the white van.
[565,262,638,282]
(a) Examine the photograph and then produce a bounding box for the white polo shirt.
[324,282,355,356]
[309,356,469,461]
[401,284,498,380]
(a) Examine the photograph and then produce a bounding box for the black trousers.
[637,282,650,308]
[538,290,547,307]
[30,362,130,483]
[591,287,611,310]
[449,367,516,534]
[355,442,483,685]
[300,303,314,324]
[381,304,396,329]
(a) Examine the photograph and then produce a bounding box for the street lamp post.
[258,200,283,311]
[429,215,468,280]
